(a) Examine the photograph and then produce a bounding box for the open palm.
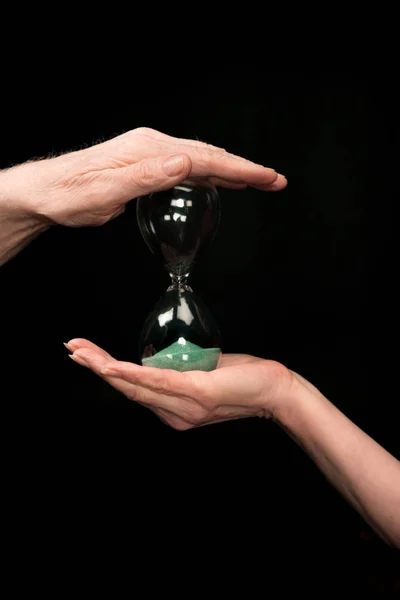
[66,338,292,430]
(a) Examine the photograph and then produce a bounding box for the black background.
[1,70,398,592]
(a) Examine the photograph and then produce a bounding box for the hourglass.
[136,181,221,372]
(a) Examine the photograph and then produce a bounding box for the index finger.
[141,130,287,190]
[183,147,287,191]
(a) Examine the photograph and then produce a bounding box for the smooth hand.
[65,340,400,547]
[65,338,293,430]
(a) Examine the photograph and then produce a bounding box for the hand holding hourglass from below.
[65,336,400,549]
[66,339,290,428]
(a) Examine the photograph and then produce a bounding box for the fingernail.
[63,342,73,352]
[100,368,118,376]
[69,354,88,367]
[163,155,184,177]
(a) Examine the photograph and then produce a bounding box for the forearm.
[0,167,51,266]
[274,374,400,547]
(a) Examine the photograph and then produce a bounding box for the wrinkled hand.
[11,128,286,227]
[65,338,293,430]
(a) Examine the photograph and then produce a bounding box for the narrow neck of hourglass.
[167,273,193,292]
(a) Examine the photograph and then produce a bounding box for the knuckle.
[133,127,157,137]
[151,373,169,393]
[206,144,226,155]
[183,404,209,425]
[173,420,193,431]
[196,140,226,154]
[136,160,156,183]
[194,147,219,170]
[126,389,138,402]
[126,386,146,403]
[185,373,212,407]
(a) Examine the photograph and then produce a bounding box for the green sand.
[142,339,221,372]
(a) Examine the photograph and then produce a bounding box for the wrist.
[271,370,320,428]
[0,166,52,266]
[0,162,52,222]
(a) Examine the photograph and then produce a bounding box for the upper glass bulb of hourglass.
[136,181,220,282]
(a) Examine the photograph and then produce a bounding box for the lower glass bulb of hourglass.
[139,285,221,372]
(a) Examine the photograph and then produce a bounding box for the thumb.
[122,153,192,197]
